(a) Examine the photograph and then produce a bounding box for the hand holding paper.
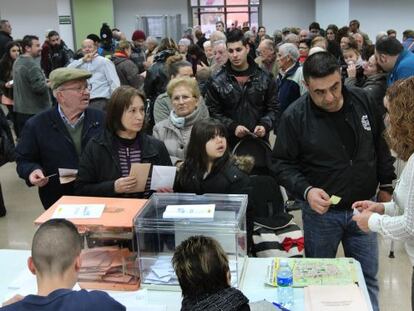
[129,163,151,193]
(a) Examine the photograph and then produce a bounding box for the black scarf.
[181,287,250,311]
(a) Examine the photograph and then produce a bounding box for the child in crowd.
[1,219,125,311]
[173,118,251,195]
[172,235,250,311]
[342,47,365,86]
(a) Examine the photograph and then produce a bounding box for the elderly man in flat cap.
[15,67,105,209]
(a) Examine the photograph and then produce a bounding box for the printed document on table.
[150,165,176,190]
[52,204,105,219]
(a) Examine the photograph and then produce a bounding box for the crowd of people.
[1,16,414,310]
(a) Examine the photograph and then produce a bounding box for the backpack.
[252,213,304,258]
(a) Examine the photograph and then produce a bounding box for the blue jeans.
[302,205,379,311]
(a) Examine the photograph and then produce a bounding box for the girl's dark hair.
[178,119,230,188]
[0,41,21,79]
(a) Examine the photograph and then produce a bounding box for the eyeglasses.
[172,95,195,102]
[59,84,92,93]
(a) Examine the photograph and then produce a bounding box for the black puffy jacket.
[205,58,279,146]
[272,86,395,209]
[75,130,172,198]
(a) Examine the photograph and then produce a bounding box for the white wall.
[316,0,349,29]
[350,0,414,42]
[0,0,59,42]
[261,0,315,32]
[113,0,188,41]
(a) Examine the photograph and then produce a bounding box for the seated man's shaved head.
[32,219,81,277]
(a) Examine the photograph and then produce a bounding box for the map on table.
[266,257,358,287]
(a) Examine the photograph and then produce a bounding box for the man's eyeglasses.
[59,84,92,93]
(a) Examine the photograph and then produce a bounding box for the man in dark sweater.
[1,219,125,310]
[12,35,51,137]
[15,68,105,208]
[0,19,13,59]
[272,52,395,311]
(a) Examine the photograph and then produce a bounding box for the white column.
[56,0,74,50]
[315,0,349,29]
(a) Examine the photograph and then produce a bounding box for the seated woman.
[75,86,171,198]
[153,77,209,165]
[153,54,209,124]
[172,235,250,311]
[174,118,251,194]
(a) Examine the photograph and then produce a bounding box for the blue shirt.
[387,50,414,86]
[1,289,125,311]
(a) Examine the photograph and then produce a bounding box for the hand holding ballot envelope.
[118,164,176,194]
[351,200,386,232]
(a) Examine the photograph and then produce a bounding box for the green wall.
[71,0,114,50]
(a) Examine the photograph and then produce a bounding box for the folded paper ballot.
[162,204,215,219]
[52,204,105,219]
[150,165,176,190]
[330,195,342,205]
[79,247,138,286]
[129,163,151,193]
[58,168,78,184]
[305,284,369,311]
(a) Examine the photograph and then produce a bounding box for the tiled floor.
[0,161,411,310]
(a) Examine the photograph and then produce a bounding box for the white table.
[0,250,372,311]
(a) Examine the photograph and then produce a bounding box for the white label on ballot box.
[52,204,105,219]
[163,204,215,219]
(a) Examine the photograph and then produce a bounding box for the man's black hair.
[47,30,59,39]
[375,37,403,56]
[303,51,340,82]
[226,29,248,45]
[21,35,39,53]
[87,33,101,43]
[308,22,320,31]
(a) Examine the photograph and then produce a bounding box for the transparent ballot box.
[134,193,248,289]
[35,196,147,291]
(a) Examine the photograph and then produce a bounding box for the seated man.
[15,68,105,209]
[1,219,125,310]
[172,235,250,311]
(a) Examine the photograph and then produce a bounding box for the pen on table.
[272,302,290,311]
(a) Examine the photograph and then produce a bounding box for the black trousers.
[0,183,6,217]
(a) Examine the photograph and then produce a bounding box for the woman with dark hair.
[0,40,20,128]
[352,77,414,311]
[75,86,171,198]
[186,43,209,75]
[173,235,250,311]
[174,119,251,194]
[325,24,338,42]
[144,37,179,127]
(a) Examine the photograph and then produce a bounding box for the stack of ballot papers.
[79,247,138,287]
[143,256,238,286]
[304,284,369,311]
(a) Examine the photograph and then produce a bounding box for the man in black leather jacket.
[272,52,395,311]
[205,29,279,147]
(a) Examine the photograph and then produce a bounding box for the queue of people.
[1,16,414,311]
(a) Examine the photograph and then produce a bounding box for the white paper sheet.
[163,204,215,219]
[58,168,78,184]
[150,166,176,190]
[52,204,105,219]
